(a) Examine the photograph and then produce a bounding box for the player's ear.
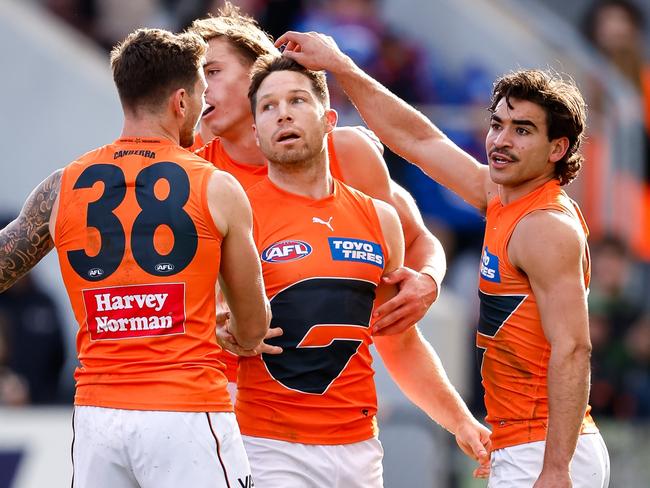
[171,88,186,117]
[549,136,569,164]
[324,108,338,134]
[252,124,261,148]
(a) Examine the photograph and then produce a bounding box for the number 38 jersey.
[55,138,231,412]
[477,179,598,449]
[236,177,388,445]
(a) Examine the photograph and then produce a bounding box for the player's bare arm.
[333,126,444,334]
[371,197,491,475]
[374,182,445,326]
[0,170,62,293]
[208,170,271,349]
[276,30,495,211]
[509,210,591,488]
[374,327,491,477]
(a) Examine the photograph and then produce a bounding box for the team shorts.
[72,406,252,488]
[488,432,610,487]
[242,434,384,488]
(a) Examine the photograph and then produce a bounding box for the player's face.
[253,70,331,167]
[485,97,563,191]
[201,38,254,140]
[180,70,207,148]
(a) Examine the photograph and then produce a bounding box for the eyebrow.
[491,114,538,129]
[258,88,312,101]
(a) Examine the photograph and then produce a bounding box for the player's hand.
[275,31,350,74]
[371,267,438,335]
[216,312,283,356]
[533,469,572,488]
[454,419,492,479]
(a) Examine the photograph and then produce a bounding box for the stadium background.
[1,0,649,486]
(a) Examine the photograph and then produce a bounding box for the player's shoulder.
[511,208,585,270]
[65,143,114,169]
[332,125,382,153]
[208,168,244,194]
[336,178,379,206]
[370,197,400,232]
[517,208,584,243]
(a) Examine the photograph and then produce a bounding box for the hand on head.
[274,31,349,73]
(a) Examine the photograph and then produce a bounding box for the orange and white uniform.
[56,137,231,411]
[196,133,346,382]
[477,179,599,450]
[55,138,253,488]
[236,177,387,445]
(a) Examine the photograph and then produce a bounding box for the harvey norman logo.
[82,283,186,340]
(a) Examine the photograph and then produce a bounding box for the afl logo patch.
[88,268,104,278]
[262,240,312,263]
[155,263,175,273]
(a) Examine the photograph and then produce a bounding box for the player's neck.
[121,116,179,145]
[268,154,332,200]
[220,133,266,165]
[498,174,555,205]
[203,122,266,166]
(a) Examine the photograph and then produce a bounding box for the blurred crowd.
[3,0,647,421]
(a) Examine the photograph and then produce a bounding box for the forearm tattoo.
[0,170,62,292]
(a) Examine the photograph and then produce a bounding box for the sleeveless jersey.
[196,133,346,381]
[55,138,232,412]
[477,179,598,449]
[236,178,388,445]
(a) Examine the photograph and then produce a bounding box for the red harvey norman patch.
[83,283,185,340]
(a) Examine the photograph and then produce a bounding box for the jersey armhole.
[327,132,345,182]
[201,169,224,242]
[367,196,391,273]
[53,166,69,248]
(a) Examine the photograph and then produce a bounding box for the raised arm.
[277,31,494,211]
[208,171,270,349]
[509,210,591,488]
[332,127,444,334]
[0,170,62,293]
[371,197,491,474]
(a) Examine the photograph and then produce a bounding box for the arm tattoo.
[0,170,62,292]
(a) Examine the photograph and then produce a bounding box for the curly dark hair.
[489,69,587,185]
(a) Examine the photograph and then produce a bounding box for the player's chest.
[256,210,385,293]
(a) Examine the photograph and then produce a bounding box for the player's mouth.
[489,150,518,167]
[202,105,215,118]
[275,129,301,144]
